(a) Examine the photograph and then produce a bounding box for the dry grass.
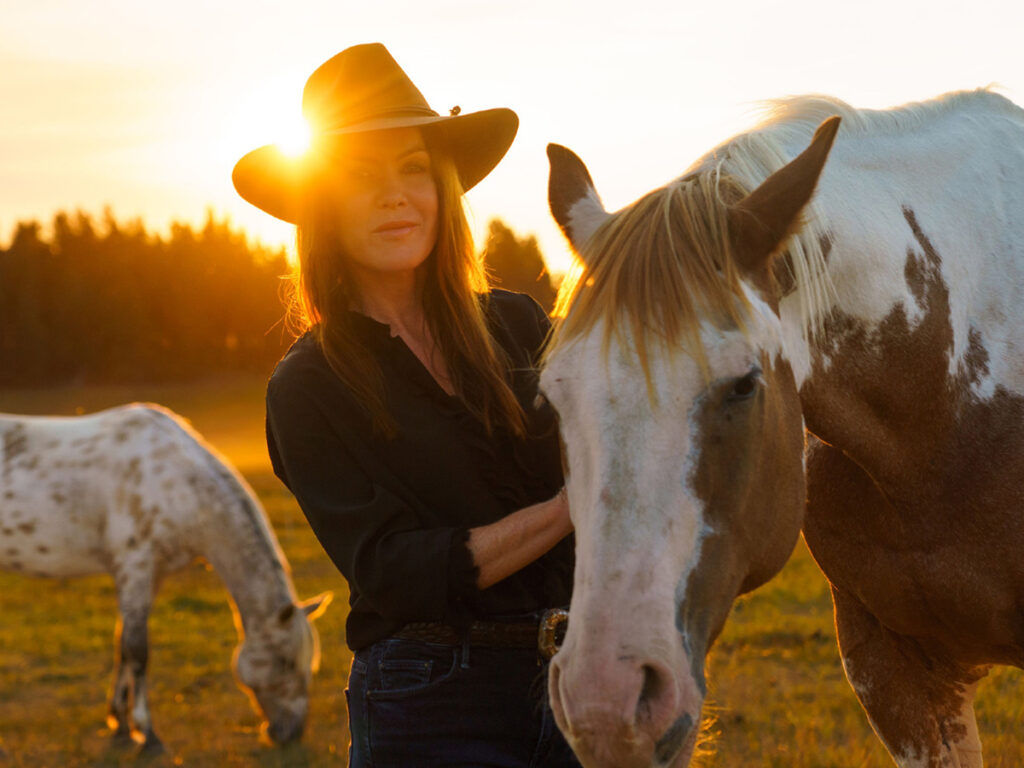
[0,378,1021,767]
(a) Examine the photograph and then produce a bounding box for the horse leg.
[109,566,164,753]
[107,612,136,748]
[831,585,985,768]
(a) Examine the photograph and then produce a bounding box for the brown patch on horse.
[809,446,990,764]
[801,207,961,487]
[802,206,1024,761]
[3,424,28,465]
[828,571,986,766]
[126,494,156,541]
[962,328,989,385]
[804,206,1024,652]
[678,356,806,676]
[125,458,143,485]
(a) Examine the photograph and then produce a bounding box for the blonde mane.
[547,88,1013,386]
[549,169,756,388]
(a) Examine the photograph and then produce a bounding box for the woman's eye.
[402,161,429,174]
[728,369,761,401]
[343,165,373,181]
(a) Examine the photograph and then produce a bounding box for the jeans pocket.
[378,659,433,692]
[367,640,459,701]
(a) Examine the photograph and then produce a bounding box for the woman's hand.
[467,488,573,590]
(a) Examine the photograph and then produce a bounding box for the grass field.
[1,378,1020,767]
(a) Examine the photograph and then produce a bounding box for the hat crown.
[233,43,519,223]
[301,43,437,133]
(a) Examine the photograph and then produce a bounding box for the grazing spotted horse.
[0,403,331,752]
[541,90,1024,767]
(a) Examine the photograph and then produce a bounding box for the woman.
[232,44,579,767]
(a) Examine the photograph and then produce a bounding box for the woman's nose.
[377,172,407,208]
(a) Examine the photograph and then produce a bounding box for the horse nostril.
[267,715,304,744]
[547,659,568,730]
[636,662,674,727]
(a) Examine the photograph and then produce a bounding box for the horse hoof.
[110,730,136,750]
[139,737,166,757]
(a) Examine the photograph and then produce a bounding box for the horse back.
[0,404,215,579]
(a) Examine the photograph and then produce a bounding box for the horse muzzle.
[548,642,702,767]
[264,712,305,745]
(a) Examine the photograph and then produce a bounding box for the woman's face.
[328,127,439,280]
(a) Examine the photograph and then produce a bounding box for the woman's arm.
[268,370,479,622]
[467,488,572,590]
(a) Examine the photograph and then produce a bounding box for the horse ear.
[547,143,611,260]
[729,116,841,274]
[299,591,333,622]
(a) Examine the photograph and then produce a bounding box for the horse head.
[232,592,331,745]
[541,118,839,767]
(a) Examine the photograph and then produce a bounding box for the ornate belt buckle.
[538,608,569,660]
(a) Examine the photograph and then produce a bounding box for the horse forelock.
[547,169,797,401]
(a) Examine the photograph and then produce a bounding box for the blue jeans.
[346,637,582,767]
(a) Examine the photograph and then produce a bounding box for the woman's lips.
[373,221,418,237]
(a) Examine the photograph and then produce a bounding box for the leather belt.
[392,608,569,660]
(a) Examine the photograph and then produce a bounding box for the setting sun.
[276,114,312,157]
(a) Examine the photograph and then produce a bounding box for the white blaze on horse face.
[542,287,784,764]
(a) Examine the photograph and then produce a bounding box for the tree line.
[0,210,558,386]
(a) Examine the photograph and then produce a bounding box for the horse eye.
[728,369,761,401]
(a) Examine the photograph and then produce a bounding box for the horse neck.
[197,474,295,630]
[784,100,1024,489]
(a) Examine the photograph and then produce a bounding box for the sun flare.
[276,115,312,157]
[222,76,314,162]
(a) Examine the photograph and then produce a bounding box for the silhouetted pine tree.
[481,219,557,314]
[0,211,557,386]
[0,209,290,386]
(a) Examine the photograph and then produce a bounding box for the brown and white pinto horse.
[542,89,1024,767]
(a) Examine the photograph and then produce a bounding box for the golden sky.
[3,0,1022,274]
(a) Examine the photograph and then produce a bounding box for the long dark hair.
[285,137,527,439]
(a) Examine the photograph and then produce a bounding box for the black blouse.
[265,289,572,651]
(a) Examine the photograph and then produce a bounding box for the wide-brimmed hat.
[232,43,518,224]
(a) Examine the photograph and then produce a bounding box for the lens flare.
[277,117,312,157]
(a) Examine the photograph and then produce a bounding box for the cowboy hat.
[232,43,518,224]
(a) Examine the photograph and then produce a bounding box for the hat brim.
[232,108,518,224]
